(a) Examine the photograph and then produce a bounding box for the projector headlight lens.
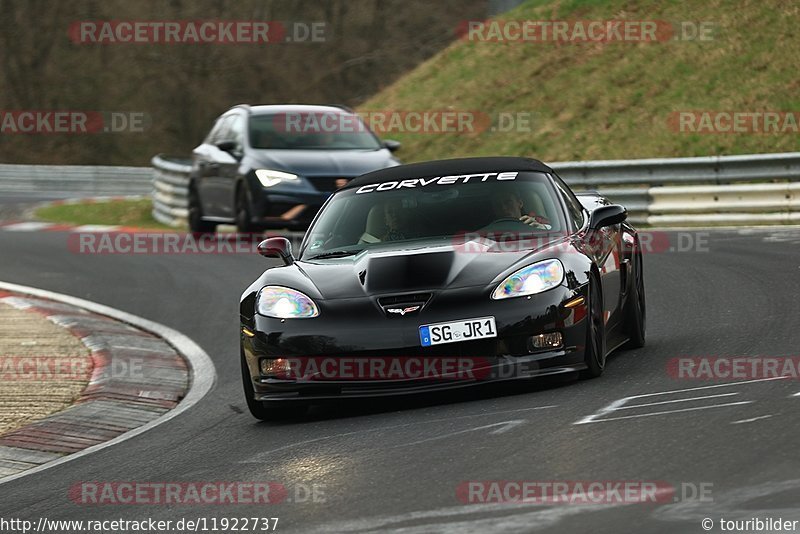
[492,259,565,300]
[255,169,300,188]
[256,286,319,318]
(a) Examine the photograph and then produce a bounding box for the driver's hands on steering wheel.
[519,214,551,229]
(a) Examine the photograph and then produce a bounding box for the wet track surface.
[1,227,799,532]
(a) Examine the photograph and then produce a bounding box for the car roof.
[343,157,554,189]
[242,104,353,115]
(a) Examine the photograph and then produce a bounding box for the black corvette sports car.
[240,157,646,419]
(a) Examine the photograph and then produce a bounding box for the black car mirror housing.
[589,204,627,229]
[257,237,294,265]
[383,139,402,152]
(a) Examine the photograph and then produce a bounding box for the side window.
[228,114,245,150]
[204,117,226,144]
[551,173,586,231]
[216,116,235,144]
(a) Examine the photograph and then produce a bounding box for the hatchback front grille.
[308,176,352,192]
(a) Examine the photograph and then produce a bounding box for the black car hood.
[276,237,570,300]
[251,148,398,177]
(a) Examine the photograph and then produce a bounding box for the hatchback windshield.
[301,171,566,259]
[249,111,383,150]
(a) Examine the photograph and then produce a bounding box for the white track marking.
[574,377,787,425]
[577,401,753,424]
[574,397,628,425]
[0,281,216,486]
[731,415,774,424]
[615,392,739,410]
[243,405,557,461]
[391,420,525,448]
[308,485,675,534]
[621,376,787,399]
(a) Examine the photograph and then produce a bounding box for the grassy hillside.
[362,0,800,162]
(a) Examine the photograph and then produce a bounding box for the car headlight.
[255,169,300,188]
[491,259,565,300]
[256,286,319,318]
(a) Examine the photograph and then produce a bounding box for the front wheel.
[188,186,217,235]
[579,274,606,379]
[622,247,646,349]
[235,187,255,234]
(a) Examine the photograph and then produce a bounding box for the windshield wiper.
[306,249,362,260]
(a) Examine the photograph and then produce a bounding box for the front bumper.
[241,284,589,402]
[251,189,330,229]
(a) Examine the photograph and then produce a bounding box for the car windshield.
[249,111,383,150]
[300,171,566,259]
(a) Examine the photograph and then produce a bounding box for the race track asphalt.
[1,227,799,533]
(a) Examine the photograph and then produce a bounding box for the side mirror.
[257,237,294,266]
[589,204,627,229]
[216,140,237,153]
[383,139,402,152]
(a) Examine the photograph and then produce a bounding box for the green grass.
[36,199,173,229]
[362,0,800,163]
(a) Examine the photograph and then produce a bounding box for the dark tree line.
[0,0,488,164]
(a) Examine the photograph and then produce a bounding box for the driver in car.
[382,199,409,241]
[490,190,551,229]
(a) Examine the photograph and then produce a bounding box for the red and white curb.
[0,281,215,485]
[1,195,148,233]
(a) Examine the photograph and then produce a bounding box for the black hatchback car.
[189,104,401,233]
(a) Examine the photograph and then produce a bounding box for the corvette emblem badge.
[386,306,421,316]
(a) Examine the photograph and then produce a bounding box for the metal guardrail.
[2,152,795,228]
[150,152,800,228]
[151,155,191,227]
[648,182,800,226]
[0,164,152,196]
[550,152,800,226]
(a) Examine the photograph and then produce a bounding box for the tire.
[188,185,217,235]
[622,247,646,349]
[235,186,255,234]
[240,349,307,421]
[579,273,606,379]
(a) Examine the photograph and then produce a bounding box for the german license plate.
[419,317,497,347]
